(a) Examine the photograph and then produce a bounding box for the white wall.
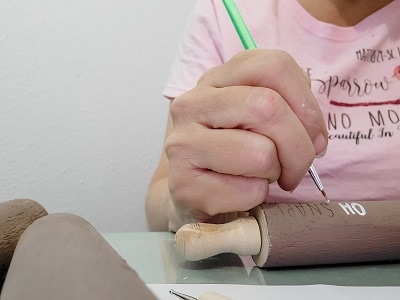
[0,0,196,232]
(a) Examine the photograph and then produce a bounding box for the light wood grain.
[174,216,261,261]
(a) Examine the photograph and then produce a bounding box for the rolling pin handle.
[174,216,261,261]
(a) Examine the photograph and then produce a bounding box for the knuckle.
[197,66,218,85]
[165,132,193,166]
[233,48,293,63]
[251,139,278,177]
[168,175,185,204]
[265,49,296,69]
[259,50,299,83]
[164,134,179,158]
[169,171,213,220]
[168,163,194,205]
[230,49,257,64]
[246,89,287,126]
[169,93,190,120]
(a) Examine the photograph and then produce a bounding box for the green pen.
[221,0,328,202]
[221,0,257,49]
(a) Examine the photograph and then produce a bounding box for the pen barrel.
[252,200,400,267]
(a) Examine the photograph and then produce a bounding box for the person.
[146,0,400,232]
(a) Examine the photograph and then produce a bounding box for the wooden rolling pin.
[174,201,400,267]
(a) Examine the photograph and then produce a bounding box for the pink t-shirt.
[164,0,400,203]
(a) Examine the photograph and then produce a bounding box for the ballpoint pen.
[170,289,232,300]
[222,0,329,202]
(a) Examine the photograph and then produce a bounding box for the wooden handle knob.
[174,216,261,261]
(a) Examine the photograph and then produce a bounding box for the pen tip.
[321,190,330,203]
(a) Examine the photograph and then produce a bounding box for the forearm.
[146,110,182,232]
[145,177,180,232]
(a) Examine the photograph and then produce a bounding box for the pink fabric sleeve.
[162,0,223,99]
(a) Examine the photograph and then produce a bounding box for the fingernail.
[313,133,327,157]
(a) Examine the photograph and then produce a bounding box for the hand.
[165,49,328,224]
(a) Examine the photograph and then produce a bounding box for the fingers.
[199,49,328,156]
[166,49,328,221]
[166,113,280,219]
[167,122,281,180]
[168,163,270,221]
[170,84,316,190]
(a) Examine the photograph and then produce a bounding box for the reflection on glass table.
[103,232,400,286]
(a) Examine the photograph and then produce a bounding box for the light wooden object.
[175,201,400,268]
[0,199,48,286]
[174,217,261,261]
